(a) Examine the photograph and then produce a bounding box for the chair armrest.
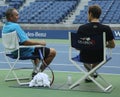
[19,45,45,48]
[17,45,45,59]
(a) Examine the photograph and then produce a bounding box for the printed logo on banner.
[26,31,47,38]
[24,30,69,39]
[113,31,120,40]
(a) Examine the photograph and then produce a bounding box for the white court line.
[0,61,120,69]
[51,63,120,69]
[112,53,120,55]
[1,51,120,55]
[50,43,120,46]
[56,51,120,55]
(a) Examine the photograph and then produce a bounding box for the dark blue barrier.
[25,30,120,40]
[24,30,75,39]
[0,29,75,39]
[0,29,120,39]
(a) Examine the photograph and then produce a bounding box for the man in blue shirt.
[2,8,56,78]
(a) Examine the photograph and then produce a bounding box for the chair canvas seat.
[6,53,39,60]
[69,32,113,92]
[72,55,112,63]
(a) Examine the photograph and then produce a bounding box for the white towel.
[29,72,50,87]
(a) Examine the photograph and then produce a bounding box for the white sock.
[33,65,39,73]
[31,60,40,73]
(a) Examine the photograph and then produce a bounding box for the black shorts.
[33,47,50,59]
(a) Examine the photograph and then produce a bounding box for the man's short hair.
[5,8,15,20]
[88,5,102,19]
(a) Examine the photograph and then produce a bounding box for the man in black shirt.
[77,5,115,82]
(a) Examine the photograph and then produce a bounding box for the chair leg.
[69,68,113,92]
[69,59,113,92]
[4,56,31,85]
[5,69,30,85]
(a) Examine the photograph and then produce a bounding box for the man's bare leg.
[40,48,56,72]
[84,63,98,82]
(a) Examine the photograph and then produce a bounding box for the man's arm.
[106,39,115,48]
[22,40,46,46]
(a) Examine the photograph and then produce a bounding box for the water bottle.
[67,75,72,85]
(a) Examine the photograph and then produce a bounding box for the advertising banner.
[0,30,120,39]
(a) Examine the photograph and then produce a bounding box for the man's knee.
[50,48,56,57]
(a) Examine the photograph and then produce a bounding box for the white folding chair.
[69,32,113,92]
[2,31,54,86]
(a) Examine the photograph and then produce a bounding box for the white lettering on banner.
[27,32,34,37]
[114,31,120,36]
[26,32,46,38]
[35,32,46,37]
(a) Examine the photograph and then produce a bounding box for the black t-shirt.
[77,22,114,63]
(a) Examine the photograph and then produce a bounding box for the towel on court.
[29,72,50,87]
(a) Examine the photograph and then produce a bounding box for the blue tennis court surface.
[0,43,120,75]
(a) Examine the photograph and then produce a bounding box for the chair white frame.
[69,32,113,92]
[2,31,45,85]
